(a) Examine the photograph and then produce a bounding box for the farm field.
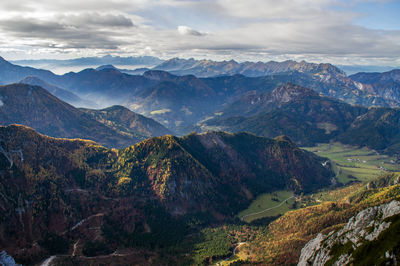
[303,142,400,184]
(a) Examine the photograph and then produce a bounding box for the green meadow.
[304,142,400,184]
[238,190,295,223]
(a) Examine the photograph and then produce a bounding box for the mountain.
[212,82,322,119]
[154,58,345,78]
[80,105,173,140]
[115,132,333,214]
[14,55,164,67]
[12,55,164,74]
[1,56,398,134]
[337,107,400,154]
[19,76,97,108]
[0,56,57,85]
[244,172,400,265]
[96,64,151,75]
[200,83,368,146]
[154,58,400,107]
[0,124,130,264]
[53,68,156,101]
[350,69,400,103]
[0,56,157,102]
[0,125,333,264]
[298,200,400,265]
[0,83,169,148]
[338,65,398,75]
[96,64,118,71]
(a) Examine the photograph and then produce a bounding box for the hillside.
[213,83,323,118]
[298,200,400,265]
[350,69,400,103]
[114,132,333,215]
[0,56,57,85]
[0,125,333,264]
[201,83,367,146]
[80,105,172,140]
[19,76,97,108]
[337,107,400,153]
[235,173,400,265]
[0,83,167,148]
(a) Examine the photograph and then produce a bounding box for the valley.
[238,190,295,223]
[0,55,400,265]
[304,142,400,184]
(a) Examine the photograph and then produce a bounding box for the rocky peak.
[143,70,176,81]
[270,83,319,103]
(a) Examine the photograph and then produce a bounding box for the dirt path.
[216,242,246,266]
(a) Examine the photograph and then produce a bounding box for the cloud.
[0,17,130,49]
[58,13,135,28]
[177,26,205,36]
[0,0,398,67]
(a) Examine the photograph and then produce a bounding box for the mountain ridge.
[0,83,170,148]
[0,124,333,264]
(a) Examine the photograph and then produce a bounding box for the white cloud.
[177,26,205,36]
[0,0,398,66]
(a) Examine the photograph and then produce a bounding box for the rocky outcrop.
[298,200,400,265]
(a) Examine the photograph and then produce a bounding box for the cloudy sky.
[0,0,399,66]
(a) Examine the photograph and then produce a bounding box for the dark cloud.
[0,17,129,49]
[59,13,135,28]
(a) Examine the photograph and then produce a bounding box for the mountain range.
[12,55,164,74]
[199,83,400,154]
[19,76,97,108]
[0,124,333,264]
[1,56,400,134]
[1,53,400,265]
[0,83,170,148]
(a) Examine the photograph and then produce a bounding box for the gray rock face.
[298,200,400,266]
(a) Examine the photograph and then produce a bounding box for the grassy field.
[236,143,400,224]
[303,142,400,184]
[238,190,295,223]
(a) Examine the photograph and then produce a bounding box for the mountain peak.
[0,56,11,65]
[143,70,176,80]
[96,64,117,71]
[271,83,319,103]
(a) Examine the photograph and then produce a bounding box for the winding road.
[240,196,295,221]
[216,242,246,266]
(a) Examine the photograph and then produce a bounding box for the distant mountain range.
[19,76,98,108]
[154,58,345,77]
[350,69,400,104]
[12,55,164,74]
[1,56,400,134]
[0,83,171,148]
[199,83,400,154]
